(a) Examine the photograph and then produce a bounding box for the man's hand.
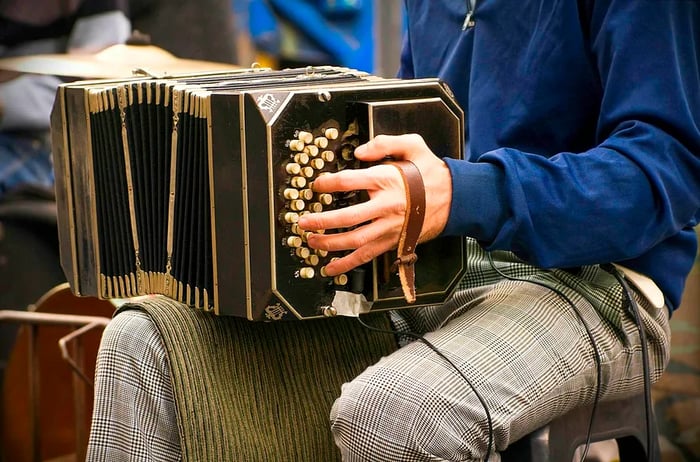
[297,133,453,276]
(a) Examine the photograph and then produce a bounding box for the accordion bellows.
[51,66,467,320]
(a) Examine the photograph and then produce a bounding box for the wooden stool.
[502,393,660,462]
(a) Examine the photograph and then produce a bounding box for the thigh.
[87,309,181,462]
[331,270,670,461]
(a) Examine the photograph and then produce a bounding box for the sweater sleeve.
[397,32,414,79]
[443,0,700,269]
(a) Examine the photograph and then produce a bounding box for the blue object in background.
[235,0,374,72]
[246,0,280,56]
[315,0,363,18]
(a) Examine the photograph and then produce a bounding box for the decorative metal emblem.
[256,93,280,113]
[264,303,287,321]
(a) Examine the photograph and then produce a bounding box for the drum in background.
[1,284,115,462]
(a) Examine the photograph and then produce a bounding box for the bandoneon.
[51,66,467,320]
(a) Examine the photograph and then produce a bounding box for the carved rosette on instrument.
[51,66,468,320]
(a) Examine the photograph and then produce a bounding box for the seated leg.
[87,310,180,462]
[88,300,398,461]
[87,251,671,462]
[331,262,670,461]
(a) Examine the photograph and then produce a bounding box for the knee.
[100,309,156,346]
[330,361,492,461]
[97,309,168,378]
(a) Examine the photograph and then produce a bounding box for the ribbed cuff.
[441,158,508,243]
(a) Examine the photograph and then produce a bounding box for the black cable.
[485,253,603,462]
[356,315,494,462]
[355,250,624,461]
[601,264,657,462]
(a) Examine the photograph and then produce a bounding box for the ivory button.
[289,199,305,211]
[290,176,307,188]
[297,131,313,144]
[305,254,320,266]
[319,193,333,205]
[334,274,348,285]
[304,145,319,157]
[287,236,303,247]
[285,163,301,175]
[324,128,339,140]
[289,139,305,151]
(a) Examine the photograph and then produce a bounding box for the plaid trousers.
[87,240,670,461]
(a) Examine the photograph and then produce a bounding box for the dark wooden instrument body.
[52,67,467,320]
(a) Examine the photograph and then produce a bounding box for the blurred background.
[0,1,696,461]
[131,0,405,77]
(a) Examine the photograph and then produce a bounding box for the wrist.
[422,159,452,241]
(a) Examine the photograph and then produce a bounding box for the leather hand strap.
[387,160,425,303]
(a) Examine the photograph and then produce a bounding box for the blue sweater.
[399,0,700,311]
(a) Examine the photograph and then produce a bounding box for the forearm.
[445,126,700,269]
[444,0,700,269]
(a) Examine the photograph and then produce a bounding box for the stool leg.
[617,435,647,461]
[501,394,661,462]
[617,414,661,462]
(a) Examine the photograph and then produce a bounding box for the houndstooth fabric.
[87,310,181,461]
[87,239,671,461]
[332,243,671,461]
